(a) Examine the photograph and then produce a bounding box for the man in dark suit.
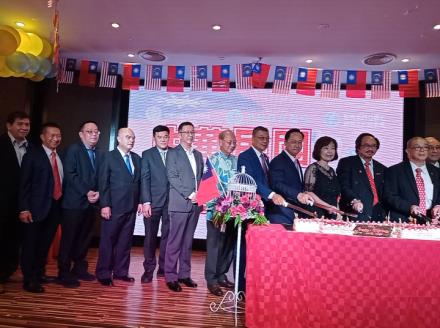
[337,133,387,221]
[268,128,315,224]
[425,137,440,168]
[58,121,103,288]
[384,137,440,222]
[236,126,287,293]
[0,111,31,294]
[19,123,63,293]
[140,125,171,283]
[165,122,203,292]
[96,128,142,286]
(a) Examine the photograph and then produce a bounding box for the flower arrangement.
[213,193,268,227]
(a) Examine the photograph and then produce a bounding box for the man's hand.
[410,205,423,217]
[101,207,111,220]
[19,211,33,223]
[189,192,198,204]
[272,193,285,206]
[297,192,314,205]
[352,200,363,213]
[87,191,99,203]
[142,204,152,218]
[137,204,143,214]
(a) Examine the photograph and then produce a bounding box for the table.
[245,224,440,328]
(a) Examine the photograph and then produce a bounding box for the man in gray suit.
[140,125,171,283]
[165,122,204,292]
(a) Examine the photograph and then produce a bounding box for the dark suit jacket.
[99,149,141,215]
[19,145,58,222]
[336,155,387,221]
[384,161,440,222]
[237,147,272,201]
[141,147,172,209]
[166,144,203,212]
[0,133,26,219]
[62,142,104,210]
[267,151,304,224]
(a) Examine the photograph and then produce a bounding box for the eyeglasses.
[83,130,100,135]
[360,144,378,149]
[410,146,429,151]
[428,146,440,151]
[179,131,195,135]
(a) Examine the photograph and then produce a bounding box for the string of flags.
[57,58,440,99]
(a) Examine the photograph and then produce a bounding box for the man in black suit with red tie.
[19,123,63,293]
[57,121,103,288]
[140,125,171,283]
[384,137,440,223]
[337,133,387,221]
[0,111,31,294]
[96,128,142,286]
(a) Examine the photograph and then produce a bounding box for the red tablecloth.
[245,224,440,328]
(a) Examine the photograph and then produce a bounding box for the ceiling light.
[434,24,440,30]
[401,58,410,63]
[305,59,313,64]
[212,25,222,31]
[15,22,25,27]
[111,22,120,28]
[128,53,135,58]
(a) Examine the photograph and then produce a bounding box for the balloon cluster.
[0,25,56,81]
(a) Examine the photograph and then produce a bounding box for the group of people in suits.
[2,110,440,296]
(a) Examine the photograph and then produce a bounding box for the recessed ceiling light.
[434,24,440,30]
[128,53,135,58]
[305,59,313,64]
[15,22,25,27]
[111,22,120,28]
[212,25,222,31]
[401,58,410,63]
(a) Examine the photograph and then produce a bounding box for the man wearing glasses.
[337,133,387,221]
[58,121,103,288]
[425,137,440,168]
[384,137,440,223]
[164,122,204,292]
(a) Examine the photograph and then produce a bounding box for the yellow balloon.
[0,64,14,77]
[23,71,35,78]
[0,56,5,70]
[26,33,43,56]
[39,38,52,58]
[0,25,20,44]
[30,74,45,82]
[0,29,19,56]
[16,30,31,53]
[6,51,30,73]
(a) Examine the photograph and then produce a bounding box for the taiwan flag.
[252,63,270,88]
[79,60,98,87]
[122,64,141,90]
[197,158,220,205]
[346,70,367,98]
[398,70,419,98]
[296,68,318,96]
[167,65,185,92]
[212,65,230,92]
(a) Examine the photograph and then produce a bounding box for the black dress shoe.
[113,275,135,282]
[57,276,80,288]
[38,275,57,284]
[98,278,114,286]
[75,272,96,281]
[23,282,45,293]
[178,277,197,288]
[157,269,165,277]
[218,279,235,289]
[166,281,182,292]
[208,284,224,296]
[141,273,153,284]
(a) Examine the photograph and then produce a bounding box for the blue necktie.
[87,148,95,170]
[124,154,133,175]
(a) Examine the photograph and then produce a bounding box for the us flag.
[235,64,252,89]
[272,66,293,94]
[58,57,76,84]
[145,65,162,90]
[99,62,118,88]
[320,70,340,98]
[191,65,208,91]
[371,71,391,99]
[425,68,440,98]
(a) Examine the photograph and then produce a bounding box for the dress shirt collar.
[117,146,131,158]
[359,155,374,169]
[42,144,57,156]
[8,131,27,148]
[252,146,266,159]
[157,146,168,153]
[284,150,298,164]
[181,144,195,155]
[410,161,428,174]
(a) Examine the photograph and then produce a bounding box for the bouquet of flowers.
[212,193,268,227]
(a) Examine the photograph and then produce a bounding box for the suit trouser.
[58,206,97,278]
[164,205,200,282]
[143,205,170,277]
[0,215,21,282]
[95,211,136,279]
[20,200,61,284]
[204,219,236,286]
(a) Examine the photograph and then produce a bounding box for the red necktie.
[364,161,379,205]
[415,168,426,215]
[51,152,62,200]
